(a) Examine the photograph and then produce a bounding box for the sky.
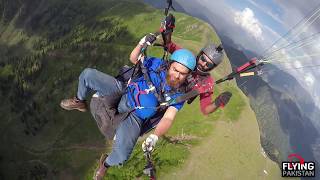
[174,0,320,110]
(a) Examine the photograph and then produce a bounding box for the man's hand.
[139,33,157,47]
[214,91,232,108]
[142,134,158,152]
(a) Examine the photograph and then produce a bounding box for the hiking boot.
[93,154,108,180]
[60,97,87,112]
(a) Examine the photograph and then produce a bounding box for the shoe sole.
[60,102,87,112]
[93,154,108,180]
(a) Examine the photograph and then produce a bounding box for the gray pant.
[77,68,142,166]
[106,94,143,166]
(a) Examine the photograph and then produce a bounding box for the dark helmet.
[197,43,224,73]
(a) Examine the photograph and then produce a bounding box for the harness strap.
[128,81,158,108]
[159,32,168,61]
[162,89,199,106]
[140,63,165,104]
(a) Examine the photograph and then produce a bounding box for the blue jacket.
[127,57,184,120]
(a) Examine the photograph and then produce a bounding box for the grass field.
[161,87,283,180]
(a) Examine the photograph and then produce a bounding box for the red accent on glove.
[219,96,225,108]
[159,28,165,33]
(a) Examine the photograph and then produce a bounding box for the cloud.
[304,73,315,87]
[234,8,264,40]
[293,60,302,68]
[310,40,320,53]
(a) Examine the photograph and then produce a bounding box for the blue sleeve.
[170,93,185,111]
[143,56,153,67]
[143,56,163,69]
[170,101,184,111]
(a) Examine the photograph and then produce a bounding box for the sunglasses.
[200,54,216,69]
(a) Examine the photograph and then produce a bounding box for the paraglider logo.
[281,153,315,177]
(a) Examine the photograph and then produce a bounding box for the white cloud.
[234,8,264,40]
[293,60,302,68]
[311,39,320,52]
[280,49,287,56]
[304,73,315,87]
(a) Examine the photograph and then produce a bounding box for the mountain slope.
[221,36,320,171]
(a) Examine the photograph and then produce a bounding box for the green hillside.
[0,0,280,179]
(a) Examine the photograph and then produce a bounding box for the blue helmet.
[170,49,196,71]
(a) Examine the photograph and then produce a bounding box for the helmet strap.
[196,66,210,76]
